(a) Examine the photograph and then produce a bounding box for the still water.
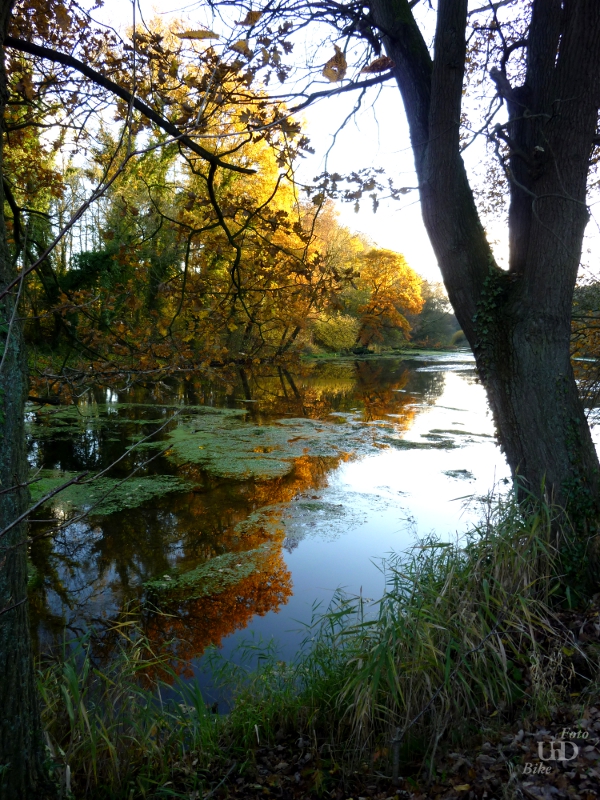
[27,352,510,667]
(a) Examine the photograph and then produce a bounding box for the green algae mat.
[29,471,193,516]
[144,545,276,598]
[28,404,460,519]
[162,411,447,480]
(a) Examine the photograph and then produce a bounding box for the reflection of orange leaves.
[355,363,417,426]
[251,454,337,512]
[146,547,292,675]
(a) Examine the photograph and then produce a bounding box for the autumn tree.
[407,282,461,348]
[24,136,357,385]
[352,248,422,348]
[301,209,422,352]
[12,20,364,389]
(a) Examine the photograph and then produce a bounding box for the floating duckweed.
[145,545,275,599]
[443,469,475,480]
[165,413,380,480]
[429,428,493,438]
[29,471,83,503]
[29,471,193,516]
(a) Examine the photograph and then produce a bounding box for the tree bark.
[369,0,600,532]
[0,5,55,797]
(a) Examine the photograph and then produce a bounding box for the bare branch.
[468,0,514,16]
[0,473,90,541]
[0,596,27,618]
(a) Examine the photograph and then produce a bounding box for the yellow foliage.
[230,39,253,57]
[313,314,360,351]
[355,249,423,346]
[173,29,219,40]
[237,10,263,26]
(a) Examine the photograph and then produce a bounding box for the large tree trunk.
[369,0,600,536]
[0,5,55,797]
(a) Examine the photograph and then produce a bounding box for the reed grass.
[38,495,595,797]
[39,626,224,798]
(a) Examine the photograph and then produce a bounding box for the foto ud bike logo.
[522,728,590,775]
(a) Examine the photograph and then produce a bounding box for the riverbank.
[38,499,600,799]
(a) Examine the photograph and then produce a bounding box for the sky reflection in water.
[27,353,510,670]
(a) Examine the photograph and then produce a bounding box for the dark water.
[27,353,509,669]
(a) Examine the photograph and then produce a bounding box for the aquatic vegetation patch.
[144,544,275,599]
[429,428,493,438]
[233,488,400,551]
[126,436,172,449]
[281,495,369,548]
[29,471,83,503]
[30,471,193,516]
[443,469,475,480]
[380,435,456,450]
[233,506,286,540]
[165,412,378,480]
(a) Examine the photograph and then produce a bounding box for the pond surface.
[27,352,510,668]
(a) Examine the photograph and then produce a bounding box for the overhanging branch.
[4,36,256,176]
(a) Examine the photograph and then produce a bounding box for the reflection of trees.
[354,361,412,423]
[407,368,446,401]
[29,356,447,660]
[142,544,292,675]
[179,358,446,424]
[29,453,335,657]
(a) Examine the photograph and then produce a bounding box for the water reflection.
[27,356,456,662]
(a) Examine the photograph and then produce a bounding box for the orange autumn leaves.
[146,545,292,676]
[354,250,424,347]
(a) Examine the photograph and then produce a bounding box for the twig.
[203,762,237,800]
[0,473,89,541]
[0,596,27,618]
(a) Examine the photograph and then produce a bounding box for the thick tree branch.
[368,0,495,337]
[423,0,496,329]
[527,0,563,106]
[2,177,21,252]
[4,36,256,176]
[489,66,521,105]
[369,0,432,161]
